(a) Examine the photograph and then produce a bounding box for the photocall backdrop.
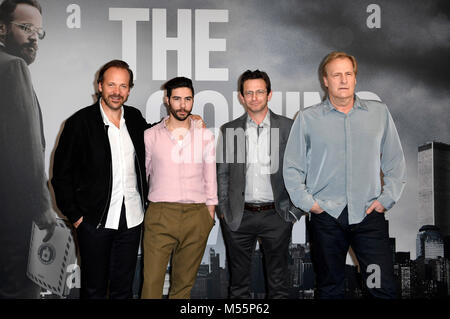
[24,0,450,296]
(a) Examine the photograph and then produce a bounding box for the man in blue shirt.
[283,51,406,298]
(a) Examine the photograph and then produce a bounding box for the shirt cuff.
[298,195,315,213]
[205,199,218,206]
[377,194,395,211]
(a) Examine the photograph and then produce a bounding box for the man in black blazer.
[0,0,56,299]
[217,70,304,298]
[51,60,149,299]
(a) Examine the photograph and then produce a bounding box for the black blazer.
[216,109,304,231]
[51,102,149,228]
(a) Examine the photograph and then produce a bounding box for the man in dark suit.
[216,70,304,298]
[0,0,56,299]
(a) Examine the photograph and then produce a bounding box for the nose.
[340,74,347,84]
[28,30,38,41]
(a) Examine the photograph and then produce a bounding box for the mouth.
[23,47,37,59]
[109,96,123,103]
[24,43,38,53]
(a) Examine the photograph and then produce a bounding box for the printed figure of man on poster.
[0,0,56,299]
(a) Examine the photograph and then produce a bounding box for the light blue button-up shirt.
[283,96,406,224]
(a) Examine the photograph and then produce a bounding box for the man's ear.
[0,22,7,37]
[238,93,244,105]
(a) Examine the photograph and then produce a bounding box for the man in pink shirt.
[141,77,217,299]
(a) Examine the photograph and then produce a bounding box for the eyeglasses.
[10,22,46,40]
[243,90,267,98]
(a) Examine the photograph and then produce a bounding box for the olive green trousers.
[141,202,214,299]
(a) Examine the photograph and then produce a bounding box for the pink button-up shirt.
[144,117,218,206]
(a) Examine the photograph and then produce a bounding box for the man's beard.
[169,105,191,121]
[5,35,37,65]
[101,92,127,111]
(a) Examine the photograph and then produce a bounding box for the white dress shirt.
[245,111,274,203]
[100,103,144,229]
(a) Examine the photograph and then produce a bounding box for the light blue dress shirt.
[283,96,406,224]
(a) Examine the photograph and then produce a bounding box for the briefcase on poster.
[26,218,77,297]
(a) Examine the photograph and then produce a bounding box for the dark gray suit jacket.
[216,109,304,231]
[0,47,52,225]
[0,46,53,297]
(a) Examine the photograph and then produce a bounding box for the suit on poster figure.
[283,51,407,299]
[0,0,56,299]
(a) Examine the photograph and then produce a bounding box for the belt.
[244,202,275,212]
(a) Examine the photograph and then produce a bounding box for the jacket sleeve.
[216,125,230,217]
[51,117,83,224]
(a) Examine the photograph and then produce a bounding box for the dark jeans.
[309,206,397,299]
[221,208,292,299]
[77,203,141,299]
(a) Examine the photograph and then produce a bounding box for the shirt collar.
[162,116,169,129]
[323,95,368,115]
[323,98,335,114]
[353,95,368,111]
[99,100,124,126]
[162,115,195,131]
[247,110,271,128]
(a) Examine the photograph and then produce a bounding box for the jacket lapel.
[268,110,280,186]
[235,113,247,177]
[33,91,46,151]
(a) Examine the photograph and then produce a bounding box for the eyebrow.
[331,71,354,75]
[172,95,193,98]
[15,21,40,25]
[106,82,128,86]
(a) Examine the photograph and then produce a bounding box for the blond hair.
[319,51,358,78]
